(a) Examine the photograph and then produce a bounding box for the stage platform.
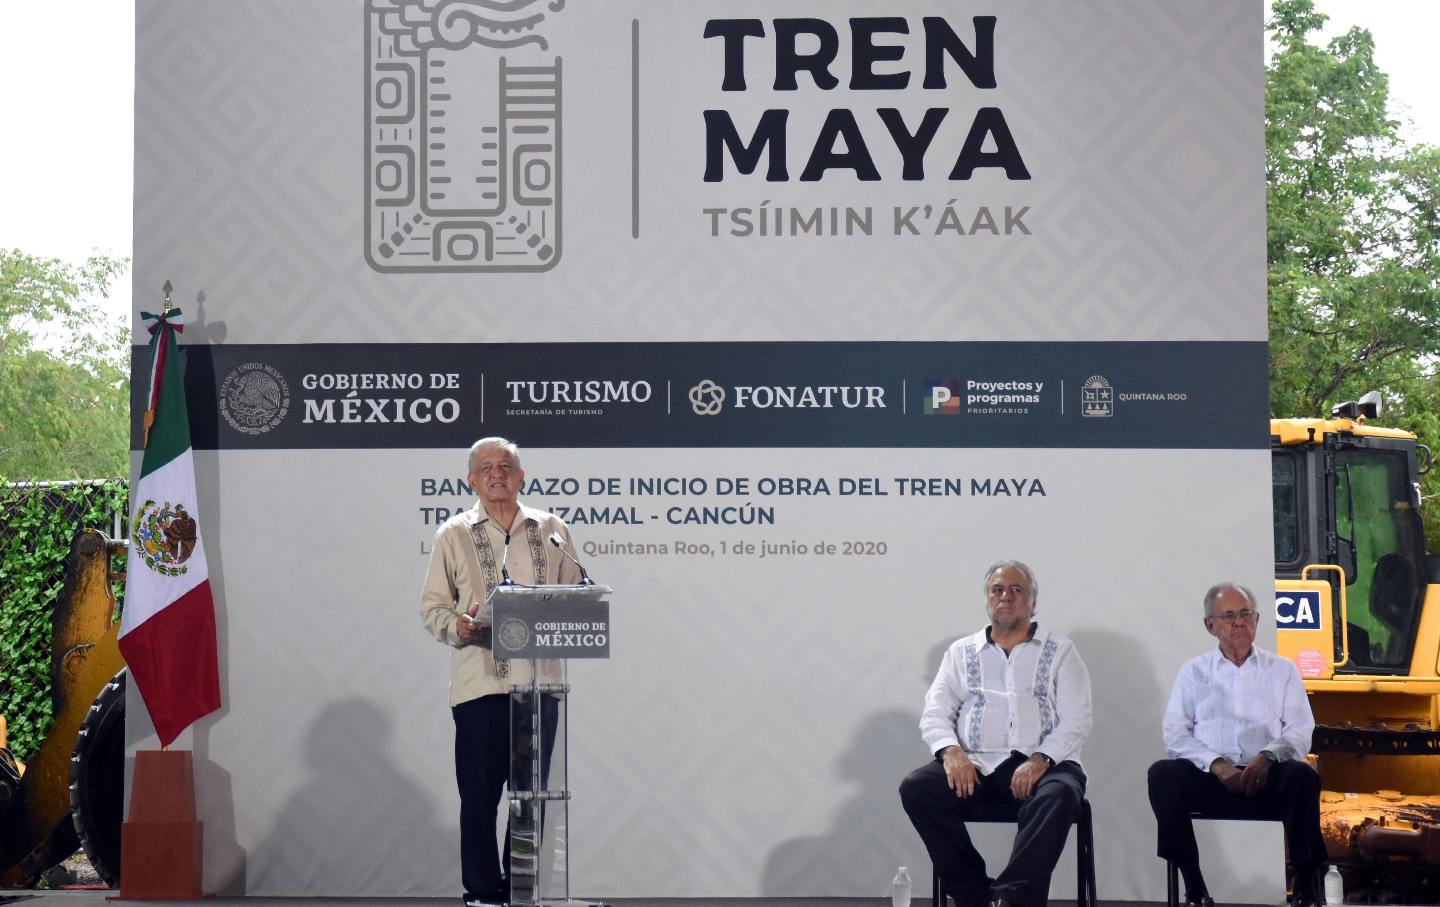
[0,896,1296,907]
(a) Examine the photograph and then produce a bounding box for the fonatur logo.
[689,380,726,415]
[687,380,887,414]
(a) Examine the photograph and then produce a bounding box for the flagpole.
[142,280,172,448]
[146,280,172,752]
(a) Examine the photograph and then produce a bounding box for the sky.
[1292,1,1440,146]
[0,0,133,319]
[0,1,1433,326]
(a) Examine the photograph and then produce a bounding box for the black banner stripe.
[129,341,1269,450]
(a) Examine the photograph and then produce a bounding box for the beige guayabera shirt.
[419,501,581,706]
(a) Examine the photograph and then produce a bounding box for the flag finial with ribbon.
[140,280,185,446]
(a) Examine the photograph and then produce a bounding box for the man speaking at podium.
[419,437,581,907]
[900,561,1092,907]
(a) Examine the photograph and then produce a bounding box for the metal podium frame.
[487,582,612,907]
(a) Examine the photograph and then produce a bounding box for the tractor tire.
[68,670,125,886]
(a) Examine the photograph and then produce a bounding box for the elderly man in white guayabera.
[419,437,581,907]
[900,561,1093,907]
[1147,582,1327,907]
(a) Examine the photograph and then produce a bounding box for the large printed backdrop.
[131,1,1271,899]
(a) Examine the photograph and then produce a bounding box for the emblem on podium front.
[498,617,531,654]
[364,0,564,273]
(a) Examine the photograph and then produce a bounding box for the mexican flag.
[119,308,221,746]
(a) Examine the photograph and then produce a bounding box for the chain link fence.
[0,481,127,541]
[0,480,128,761]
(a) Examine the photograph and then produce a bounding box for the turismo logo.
[1081,376,1113,418]
[506,380,652,405]
[924,380,962,415]
[505,379,654,417]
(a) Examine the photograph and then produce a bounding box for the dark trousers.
[453,693,558,900]
[1147,758,1326,893]
[900,752,1086,907]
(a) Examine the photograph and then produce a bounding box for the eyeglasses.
[988,584,1027,598]
[1208,609,1259,625]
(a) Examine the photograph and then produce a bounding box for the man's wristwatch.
[1259,750,1278,764]
[1032,752,1055,768]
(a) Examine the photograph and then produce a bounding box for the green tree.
[0,250,130,480]
[1267,0,1440,532]
[1267,1,1440,416]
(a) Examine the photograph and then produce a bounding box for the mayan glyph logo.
[132,500,198,577]
[365,0,564,273]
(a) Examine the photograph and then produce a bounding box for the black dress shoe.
[1183,895,1216,907]
[1291,893,1320,907]
[990,899,1020,907]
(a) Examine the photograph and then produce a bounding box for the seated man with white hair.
[1147,582,1327,907]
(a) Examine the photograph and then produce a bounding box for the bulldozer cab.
[1273,398,1440,900]
[1273,416,1429,675]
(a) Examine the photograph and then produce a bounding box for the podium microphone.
[549,533,594,585]
[499,531,515,586]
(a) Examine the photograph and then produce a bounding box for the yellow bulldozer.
[0,529,127,888]
[1274,391,1440,902]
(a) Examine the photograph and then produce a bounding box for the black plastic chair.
[931,797,1096,907]
[1164,813,1285,907]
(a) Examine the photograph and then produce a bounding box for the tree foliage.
[1267,0,1440,532]
[1267,1,1440,415]
[0,250,130,480]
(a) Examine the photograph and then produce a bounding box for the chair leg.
[932,865,943,907]
[1167,859,1180,907]
[1078,800,1096,907]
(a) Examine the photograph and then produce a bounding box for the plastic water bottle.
[1323,865,1344,904]
[891,866,912,907]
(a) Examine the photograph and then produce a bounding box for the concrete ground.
[0,897,1290,907]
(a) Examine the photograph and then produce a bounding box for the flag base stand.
[115,750,207,900]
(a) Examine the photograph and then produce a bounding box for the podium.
[488,583,611,907]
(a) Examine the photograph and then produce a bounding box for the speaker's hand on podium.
[457,604,491,646]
